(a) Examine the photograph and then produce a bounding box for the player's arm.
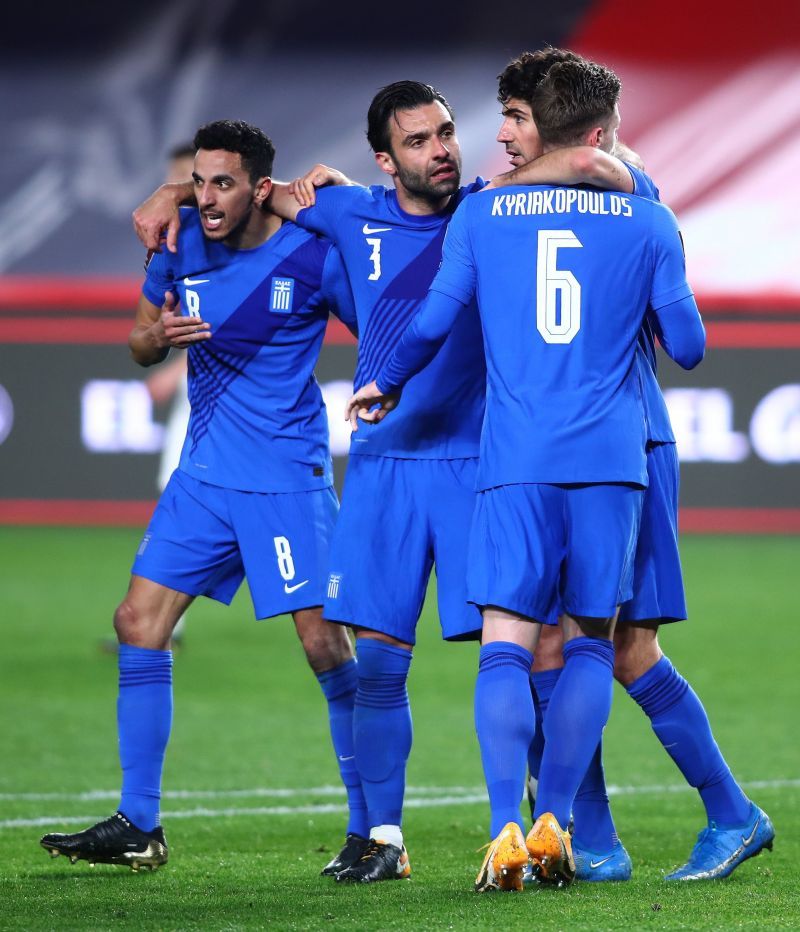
[345,290,468,429]
[131,163,357,250]
[129,291,211,367]
[650,297,705,369]
[133,182,195,253]
[648,207,705,369]
[485,146,635,194]
[287,163,359,209]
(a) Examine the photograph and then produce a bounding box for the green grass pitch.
[1,528,798,930]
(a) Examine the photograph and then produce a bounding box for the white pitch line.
[3,778,797,831]
[0,785,480,803]
[3,795,488,830]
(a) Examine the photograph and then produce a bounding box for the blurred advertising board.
[0,280,798,532]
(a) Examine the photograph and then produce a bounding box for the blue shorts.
[132,469,338,620]
[619,443,687,623]
[468,483,643,621]
[323,455,482,644]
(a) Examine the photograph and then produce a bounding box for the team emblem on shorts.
[270,277,295,314]
[327,573,342,599]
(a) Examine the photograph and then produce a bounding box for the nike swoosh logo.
[742,817,760,846]
[362,224,392,235]
[284,580,309,594]
[183,276,210,286]
[590,857,613,869]
[338,755,355,762]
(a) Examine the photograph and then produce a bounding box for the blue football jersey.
[142,209,356,493]
[396,186,698,490]
[625,162,675,444]
[296,182,487,459]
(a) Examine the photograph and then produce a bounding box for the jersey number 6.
[537,230,582,344]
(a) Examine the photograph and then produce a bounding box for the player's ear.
[254,176,272,207]
[586,126,604,149]
[374,151,397,179]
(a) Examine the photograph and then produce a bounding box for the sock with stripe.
[474,641,535,837]
[627,655,751,827]
[535,637,615,830]
[117,644,173,832]
[528,668,562,787]
[353,639,413,838]
[316,658,368,838]
[572,740,619,852]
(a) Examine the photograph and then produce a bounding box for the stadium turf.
[2,528,797,930]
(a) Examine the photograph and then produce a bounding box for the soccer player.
[488,49,774,882]
[39,120,368,872]
[346,58,706,890]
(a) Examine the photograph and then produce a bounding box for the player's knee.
[532,623,564,672]
[613,625,662,686]
[113,599,140,644]
[113,597,164,648]
[298,619,354,673]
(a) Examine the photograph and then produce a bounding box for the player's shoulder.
[622,162,660,202]
[315,182,377,209]
[643,197,680,232]
[274,220,335,273]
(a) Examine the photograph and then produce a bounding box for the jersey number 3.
[366,238,382,281]
[537,230,582,344]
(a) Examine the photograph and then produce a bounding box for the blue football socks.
[572,741,619,852]
[528,668,562,784]
[316,659,368,838]
[353,639,413,831]
[627,655,751,826]
[536,637,615,829]
[117,644,173,832]
[474,642,535,837]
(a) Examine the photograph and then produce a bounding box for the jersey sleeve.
[320,244,357,334]
[141,247,175,307]
[625,163,661,202]
[296,185,361,241]
[649,204,693,310]
[429,200,477,305]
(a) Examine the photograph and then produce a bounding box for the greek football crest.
[270,277,295,314]
[327,573,342,599]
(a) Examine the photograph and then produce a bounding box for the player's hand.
[288,164,349,208]
[133,184,185,253]
[157,292,211,348]
[345,380,400,431]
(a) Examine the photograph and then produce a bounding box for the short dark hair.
[532,59,621,147]
[497,47,582,107]
[366,81,454,154]
[192,120,275,182]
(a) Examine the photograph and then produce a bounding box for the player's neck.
[224,210,283,250]
[394,187,452,217]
